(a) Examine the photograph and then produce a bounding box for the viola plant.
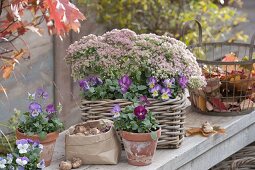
[78,74,189,102]
[112,97,159,135]
[0,139,45,170]
[18,88,64,139]
[66,29,206,102]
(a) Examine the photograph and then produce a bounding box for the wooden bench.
[46,109,255,170]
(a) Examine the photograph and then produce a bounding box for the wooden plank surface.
[45,109,255,170]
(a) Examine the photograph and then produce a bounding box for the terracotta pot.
[16,129,59,167]
[121,128,161,166]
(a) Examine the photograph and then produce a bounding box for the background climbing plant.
[79,0,248,45]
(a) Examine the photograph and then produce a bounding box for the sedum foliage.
[79,0,248,45]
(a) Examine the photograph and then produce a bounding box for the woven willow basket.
[211,143,255,170]
[81,95,188,149]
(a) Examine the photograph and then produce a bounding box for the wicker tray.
[81,95,188,149]
[211,143,255,170]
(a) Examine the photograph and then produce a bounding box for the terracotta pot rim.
[121,127,161,134]
[121,127,161,142]
[16,129,59,143]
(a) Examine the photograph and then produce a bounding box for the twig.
[0,128,13,152]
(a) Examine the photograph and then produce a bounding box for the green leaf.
[27,132,34,136]
[150,131,158,141]
[89,87,95,93]
[137,85,147,91]
[136,71,141,81]
[128,113,134,119]
[39,131,47,140]
[131,121,138,130]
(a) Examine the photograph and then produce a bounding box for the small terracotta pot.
[121,128,161,166]
[16,129,59,167]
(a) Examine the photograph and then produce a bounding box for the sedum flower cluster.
[18,88,64,139]
[66,29,206,101]
[0,139,45,170]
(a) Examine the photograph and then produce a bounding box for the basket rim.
[191,105,254,117]
[81,94,185,102]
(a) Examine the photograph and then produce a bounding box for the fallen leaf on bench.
[186,121,225,137]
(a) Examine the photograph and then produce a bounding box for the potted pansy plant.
[15,88,64,167]
[0,139,45,169]
[66,29,206,148]
[112,97,161,166]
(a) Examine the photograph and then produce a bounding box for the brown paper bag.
[65,119,121,165]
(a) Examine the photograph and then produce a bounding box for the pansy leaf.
[39,131,47,140]
[128,113,134,119]
[138,85,147,91]
[89,87,95,93]
[27,132,34,136]
[131,121,138,130]
[150,131,158,141]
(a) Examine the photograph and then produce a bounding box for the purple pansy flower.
[178,75,188,89]
[86,76,103,86]
[16,139,28,145]
[37,159,45,169]
[79,79,90,91]
[134,105,148,120]
[163,78,175,88]
[139,96,151,106]
[118,75,132,94]
[16,139,29,154]
[161,88,172,101]
[36,88,48,99]
[96,77,103,85]
[149,84,161,98]
[86,76,98,86]
[46,104,56,114]
[0,157,6,169]
[6,153,13,164]
[16,157,29,166]
[148,77,157,88]
[111,104,121,118]
[32,141,43,153]
[26,139,34,144]
[32,141,39,147]
[29,102,42,117]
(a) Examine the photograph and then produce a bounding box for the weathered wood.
[53,4,106,128]
[53,35,72,125]
[46,109,255,170]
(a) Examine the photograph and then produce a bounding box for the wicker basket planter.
[81,95,188,149]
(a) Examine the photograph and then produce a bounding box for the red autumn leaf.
[210,98,227,110]
[222,53,239,62]
[43,0,65,35]
[61,0,86,32]
[43,0,85,36]
[1,65,14,79]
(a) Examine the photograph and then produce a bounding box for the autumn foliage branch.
[0,0,85,93]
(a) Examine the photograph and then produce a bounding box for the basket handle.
[249,33,255,60]
[182,19,203,46]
